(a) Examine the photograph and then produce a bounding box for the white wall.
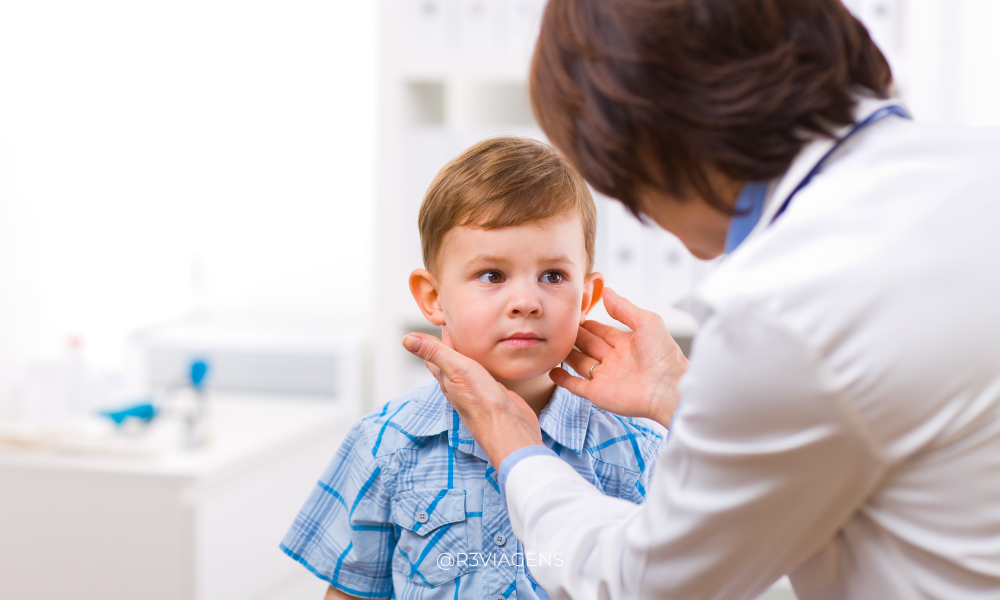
[0,1,377,371]
[2,0,998,380]
[851,0,1000,127]
[952,0,1000,127]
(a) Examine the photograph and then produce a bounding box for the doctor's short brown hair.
[418,136,597,273]
[530,0,894,215]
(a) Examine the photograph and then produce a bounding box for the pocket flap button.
[416,510,429,524]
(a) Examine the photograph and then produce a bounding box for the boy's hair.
[419,136,597,273]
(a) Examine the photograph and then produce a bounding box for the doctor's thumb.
[402,333,424,354]
[403,333,453,371]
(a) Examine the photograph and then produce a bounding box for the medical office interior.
[0,1,997,599]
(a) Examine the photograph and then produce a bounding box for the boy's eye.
[477,271,505,284]
[540,271,565,284]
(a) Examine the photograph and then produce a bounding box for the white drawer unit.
[0,394,358,600]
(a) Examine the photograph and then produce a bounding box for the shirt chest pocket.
[391,488,469,587]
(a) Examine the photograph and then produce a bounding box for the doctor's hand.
[402,328,544,468]
[551,288,688,429]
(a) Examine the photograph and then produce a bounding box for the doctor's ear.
[580,272,605,323]
[409,269,446,326]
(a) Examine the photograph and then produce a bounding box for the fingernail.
[402,334,422,353]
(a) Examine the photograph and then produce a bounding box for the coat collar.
[733,95,908,253]
[748,96,901,244]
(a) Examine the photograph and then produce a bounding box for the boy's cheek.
[441,312,493,361]
[549,331,579,364]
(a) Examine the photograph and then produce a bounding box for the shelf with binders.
[389,0,548,80]
[595,199,716,344]
[400,0,547,71]
[398,54,532,83]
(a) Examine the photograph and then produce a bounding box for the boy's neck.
[501,371,558,417]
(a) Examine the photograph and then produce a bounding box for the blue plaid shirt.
[281,381,665,600]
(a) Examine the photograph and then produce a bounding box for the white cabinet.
[0,394,358,600]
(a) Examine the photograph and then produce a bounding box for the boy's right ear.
[409,269,446,326]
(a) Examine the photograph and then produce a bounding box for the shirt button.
[494,533,506,546]
[416,510,429,524]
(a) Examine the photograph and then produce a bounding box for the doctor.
[403,0,1000,598]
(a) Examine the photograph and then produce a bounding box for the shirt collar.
[406,380,592,458]
[724,181,770,254]
[404,382,454,438]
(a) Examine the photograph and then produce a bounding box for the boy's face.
[410,214,603,384]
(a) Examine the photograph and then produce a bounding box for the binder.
[458,0,499,54]
[508,0,546,55]
[407,0,455,54]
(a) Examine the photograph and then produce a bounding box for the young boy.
[281,137,665,600]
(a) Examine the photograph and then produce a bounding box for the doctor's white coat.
[505,98,1000,600]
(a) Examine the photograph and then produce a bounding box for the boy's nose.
[508,281,542,317]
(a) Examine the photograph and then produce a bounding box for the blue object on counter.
[101,402,157,425]
[190,359,209,390]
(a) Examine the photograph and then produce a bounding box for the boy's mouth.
[500,332,544,349]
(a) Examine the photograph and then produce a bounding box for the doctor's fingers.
[580,320,629,349]
[425,360,443,381]
[549,365,591,399]
[601,287,648,331]
[563,348,604,380]
[575,325,615,361]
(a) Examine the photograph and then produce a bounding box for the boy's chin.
[484,361,558,385]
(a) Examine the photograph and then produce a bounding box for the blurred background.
[0,1,998,599]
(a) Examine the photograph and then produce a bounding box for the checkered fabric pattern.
[281,381,664,600]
